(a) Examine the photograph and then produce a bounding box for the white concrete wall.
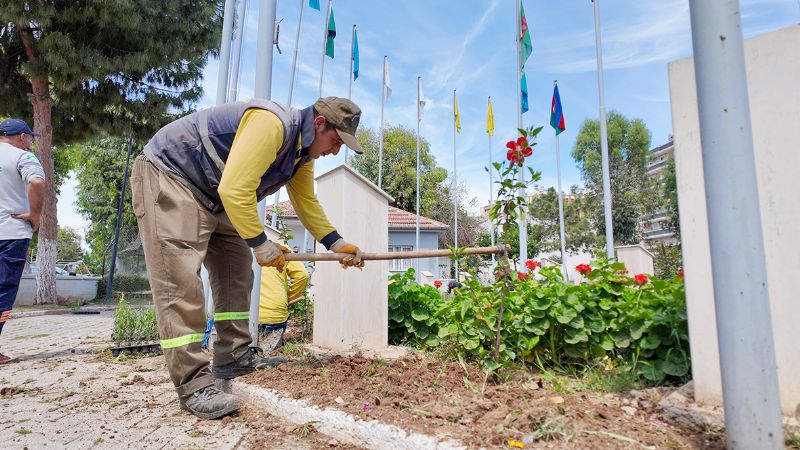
[16,275,100,306]
[668,25,800,416]
[312,165,393,351]
[615,245,654,276]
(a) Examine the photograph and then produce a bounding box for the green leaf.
[410,310,430,321]
[555,307,578,324]
[661,350,689,377]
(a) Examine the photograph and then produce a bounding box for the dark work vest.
[143,99,312,213]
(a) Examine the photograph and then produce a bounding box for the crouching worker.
[258,235,309,351]
[131,97,366,419]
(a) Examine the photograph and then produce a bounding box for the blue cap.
[0,118,40,137]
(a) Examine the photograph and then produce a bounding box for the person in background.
[0,119,45,364]
[258,228,309,351]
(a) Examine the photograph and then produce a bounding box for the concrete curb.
[233,381,465,449]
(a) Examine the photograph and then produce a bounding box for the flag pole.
[378,55,387,190]
[488,96,496,267]
[415,77,422,281]
[228,0,248,101]
[516,0,528,268]
[344,24,356,163]
[272,0,305,229]
[287,0,304,106]
[318,0,332,98]
[453,89,459,281]
[689,0,783,446]
[592,0,614,259]
[415,78,421,262]
[554,81,568,280]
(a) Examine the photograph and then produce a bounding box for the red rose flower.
[517,272,529,280]
[576,263,592,275]
[634,274,649,285]
[525,260,541,270]
[434,280,442,288]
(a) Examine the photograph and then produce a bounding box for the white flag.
[417,77,426,121]
[383,57,392,101]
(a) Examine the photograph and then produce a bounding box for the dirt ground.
[239,325,728,449]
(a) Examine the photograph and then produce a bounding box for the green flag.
[325,7,336,58]
[519,3,532,68]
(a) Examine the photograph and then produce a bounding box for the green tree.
[527,185,600,254]
[56,226,83,261]
[0,0,222,303]
[350,125,448,217]
[661,156,681,240]
[71,138,141,274]
[571,111,658,246]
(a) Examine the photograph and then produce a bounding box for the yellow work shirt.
[258,260,309,325]
[218,109,336,244]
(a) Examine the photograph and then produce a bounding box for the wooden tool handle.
[283,245,508,262]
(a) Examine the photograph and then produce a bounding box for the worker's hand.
[330,239,364,269]
[12,212,40,232]
[253,241,288,271]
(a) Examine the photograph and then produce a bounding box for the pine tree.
[0,1,222,303]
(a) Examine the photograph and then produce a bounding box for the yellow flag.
[454,92,461,133]
[486,97,495,136]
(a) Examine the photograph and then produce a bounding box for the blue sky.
[58,0,800,232]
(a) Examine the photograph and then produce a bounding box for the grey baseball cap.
[313,97,364,154]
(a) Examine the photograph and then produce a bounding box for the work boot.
[179,385,239,420]
[212,346,287,379]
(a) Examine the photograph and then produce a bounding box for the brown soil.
[242,351,726,449]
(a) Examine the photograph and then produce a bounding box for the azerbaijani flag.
[325,7,336,58]
[519,2,532,68]
[550,83,566,135]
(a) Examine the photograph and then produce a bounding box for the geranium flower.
[523,147,532,157]
[525,260,541,270]
[634,274,649,285]
[434,280,442,288]
[517,272,529,280]
[506,140,517,150]
[516,136,528,147]
[677,269,684,280]
[576,263,592,275]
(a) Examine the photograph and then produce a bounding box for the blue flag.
[521,72,529,114]
[353,28,359,80]
[309,0,320,11]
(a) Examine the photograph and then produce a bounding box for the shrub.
[388,260,690,385]
[97,274,151,298]
[111,296,159,344]
[388,269,446,348]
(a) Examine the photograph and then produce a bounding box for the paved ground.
[0,312,322,450]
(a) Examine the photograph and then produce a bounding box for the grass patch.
[786,428,800,449]
[12,333,49,340]
[16,428,32,435]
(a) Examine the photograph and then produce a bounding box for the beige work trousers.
[130,155,253,398]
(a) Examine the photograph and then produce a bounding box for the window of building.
[389,245,413,271]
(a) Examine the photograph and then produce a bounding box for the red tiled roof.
[266,201,449,230]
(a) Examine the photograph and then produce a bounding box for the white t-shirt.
[0,142,45,240]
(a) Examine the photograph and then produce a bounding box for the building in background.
[641,139,679,248]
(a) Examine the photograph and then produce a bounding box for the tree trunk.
[20,24,58,305]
